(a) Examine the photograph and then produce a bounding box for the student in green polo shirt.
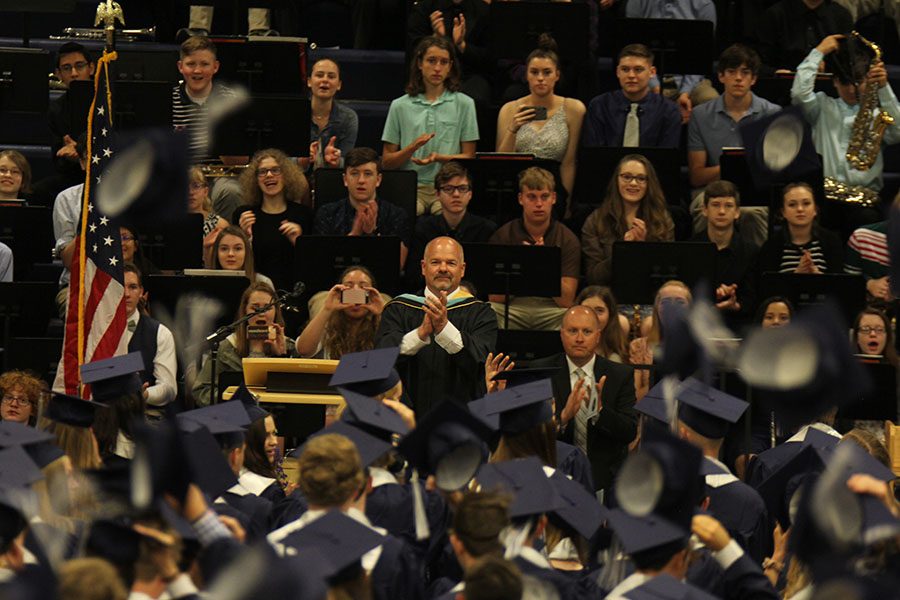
[382,35,479,217]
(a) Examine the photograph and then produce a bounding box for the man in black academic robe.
[376,236,496,415]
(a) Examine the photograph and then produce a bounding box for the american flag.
[55,51,128,396]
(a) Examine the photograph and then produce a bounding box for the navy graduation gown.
[370,533,426,600]
[556,441,595,494]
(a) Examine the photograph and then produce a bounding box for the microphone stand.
[203,282,305,404]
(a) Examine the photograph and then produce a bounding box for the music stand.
[241,357,341,445]
[611,241,717,305]
[213,37,308,94]
[5,336,62,385]
[294,236,401,296]
[720,149,826,205]
[137,213,204,271]
[613,18,715,79]
[0,0,75,47]
[0,47,50,144]
[144,274,250,333]
[0,206,54,281]
[111,49,181,84]
[456,156,559,225]
[573,147,683,207]
[213,94,309,156]
[759,273,865,325]
[313,168,418,222]
[487,2,589,63]
[838,361,897,421]
[496,329,564,364]
[461,243,562,329]
[0,282,58,371]
[65,81,171,134]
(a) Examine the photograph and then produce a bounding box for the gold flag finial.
[94,1,126,49]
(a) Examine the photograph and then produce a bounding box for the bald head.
[561,305,601,365]
[422,236,466,294]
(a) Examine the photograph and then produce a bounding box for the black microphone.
[291,281,306,297]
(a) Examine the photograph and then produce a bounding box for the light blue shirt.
[626,0,716,95]
[382,90,479,185]
[0,242,12,282]
[791,47,900,191]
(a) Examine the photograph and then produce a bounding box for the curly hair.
[321,266,380,359]
[406,35,461,96]
[0,370,45,426]
[594,154,673,243]
[233,281,285,357]
[297,433,365,507]
[238,148,310,208]
[212,225,257,281]
[576,285,629,362]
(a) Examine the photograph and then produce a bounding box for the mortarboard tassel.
[410,469,430,541]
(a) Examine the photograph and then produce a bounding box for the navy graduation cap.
[475,456,563,519]
[0,445,44,489]
[95,128,190,225]
[279,510,386,579]
[606,508,689,557]
[626,572,719,600]
[340,388,410,440]
[80,352,144,401]
[231,384,267,422]
[548,469,607,540]
[469,379,555,435]
[297,420,393,468]
[738,106,821,188]
[45,393,108,428]
[676,379,748,440]
[177,400,251,435]
[615,425,704,532]
[0,421,54,448]
[330,347,401,397]
[397,399,491,491]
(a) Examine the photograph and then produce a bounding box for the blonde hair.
[188,165,212,213]
[297,433,364,507]
[38,418,102,470]
[58,558,128,600]
[518,166,555,192]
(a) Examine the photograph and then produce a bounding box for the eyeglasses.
[59,61,90,73]
[0,167,22,177]
[439,184,471,195]
[619,173,648,184]
[859,326,886,334]
[121,235,135,242]
[257,167,282,178]
[1,395,32,407]
[189,182,208,190]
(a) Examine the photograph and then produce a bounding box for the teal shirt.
[381,90,479,184]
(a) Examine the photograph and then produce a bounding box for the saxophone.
[846,31,894,172]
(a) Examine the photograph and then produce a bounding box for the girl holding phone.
[496,34,585,215]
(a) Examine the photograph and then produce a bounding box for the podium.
[225,357,344,444]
